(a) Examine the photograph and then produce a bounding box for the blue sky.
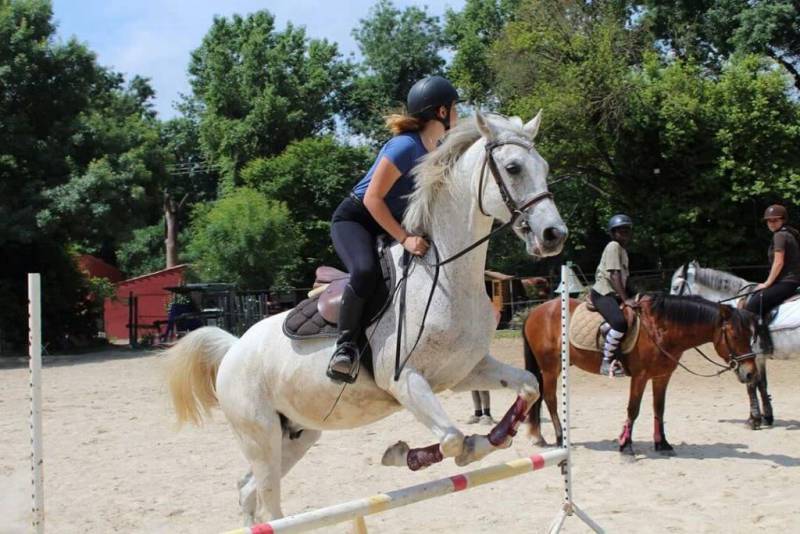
[51,1,464,119]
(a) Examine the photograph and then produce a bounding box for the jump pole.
[223,449,568,534]
[29,273,44,533]
[548,262,603,533]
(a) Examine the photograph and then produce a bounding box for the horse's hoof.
[764,415,774,426]
[532,436,548,447]
[655,442,676,456]
[381,441,409,467]
[619,440,635,456]
[748,416,762,430]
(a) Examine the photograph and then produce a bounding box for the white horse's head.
[670,260,699,295]
[474,110,567,257]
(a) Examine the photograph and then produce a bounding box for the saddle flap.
[318,278,348,324]
[569,302,639,354]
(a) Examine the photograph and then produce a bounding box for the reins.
[633,304,756,378]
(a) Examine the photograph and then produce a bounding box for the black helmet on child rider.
[406,76,460,130]
[607,213,633,233]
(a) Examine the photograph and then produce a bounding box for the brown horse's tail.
[522,318,544,428]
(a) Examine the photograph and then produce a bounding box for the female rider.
[327,76,460,383]
[745,204,800,354]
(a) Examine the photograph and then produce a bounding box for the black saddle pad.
[282,237,396,341]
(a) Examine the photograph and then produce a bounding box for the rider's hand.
[623,298,638,309]
[403,235,429,256]
[755,283,767,291]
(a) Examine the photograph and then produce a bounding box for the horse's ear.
[523,109,543,139]
[475,111,498,141]
[719,304,732,320]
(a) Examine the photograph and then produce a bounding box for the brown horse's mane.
[643,292,757,331]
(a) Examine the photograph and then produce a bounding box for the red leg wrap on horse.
[618,420,632,446]
[488,396,529,446]
[407,443,443,471]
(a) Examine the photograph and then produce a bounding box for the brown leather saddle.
[282,236,396,340]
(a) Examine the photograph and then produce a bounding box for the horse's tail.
[165,326,238,427]
[522,317,544,428]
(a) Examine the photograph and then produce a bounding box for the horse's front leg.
[757,359,773,426]
[651,375,675,456]
[449,354,540,465]
[747,381,762,430]
[619,374,648,456]
[380,367,466,471]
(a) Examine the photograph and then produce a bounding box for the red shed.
[104,265,188,343]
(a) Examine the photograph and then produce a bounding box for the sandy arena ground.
[1,337,799,533]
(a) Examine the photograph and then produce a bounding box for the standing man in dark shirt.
[745,204,800,353]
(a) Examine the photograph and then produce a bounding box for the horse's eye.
[505,163,521,175]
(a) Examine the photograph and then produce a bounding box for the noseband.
[478,139,554,231]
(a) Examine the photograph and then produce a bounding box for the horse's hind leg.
[236,427,320,525]
[233,409,284,523]
[541,369,563,447]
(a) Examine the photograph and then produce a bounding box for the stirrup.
[600,359,626,378]
[326,344,360,384]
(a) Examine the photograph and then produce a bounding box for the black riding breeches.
[331,196,383,298]
[591,290,627,333]
[745,281,800,319]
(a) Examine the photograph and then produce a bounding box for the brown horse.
[523,293,759,456]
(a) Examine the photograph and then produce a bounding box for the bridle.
[673,263,691,296]
[478,138,554,235]
[634,303,757,378]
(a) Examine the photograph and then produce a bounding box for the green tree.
[188,10,352,187]
[641,0,800,90]
[344,0,446,142]
[242,137,372,284]
[186,188,301,288]
[444,0,519,105]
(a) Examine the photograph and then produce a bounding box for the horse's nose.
[543,225,567,246]
[744,371,753,382]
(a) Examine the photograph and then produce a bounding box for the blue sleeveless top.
[352,131,428,221]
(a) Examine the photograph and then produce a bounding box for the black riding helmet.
[607,213,633,233]
[407,76,460,130]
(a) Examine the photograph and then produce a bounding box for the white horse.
[167,111,567,523]
[670,260,800,428]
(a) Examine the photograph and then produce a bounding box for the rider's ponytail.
[385,111,424,134]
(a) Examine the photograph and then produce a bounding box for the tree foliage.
[242,137,372,284]
[188,10,352,186]
[344,0,446,142]
[186,188,301,289]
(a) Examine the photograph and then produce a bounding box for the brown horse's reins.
[633,305,756,378]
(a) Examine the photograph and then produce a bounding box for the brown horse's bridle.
[634,304,756,378]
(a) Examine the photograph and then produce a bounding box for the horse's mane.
[643,292,756,331]
[692,265,749,293]
[403,114,529,235]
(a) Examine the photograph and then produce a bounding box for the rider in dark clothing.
[745,204,800,354]
[326,76,460,383]
[591,214,636,378]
